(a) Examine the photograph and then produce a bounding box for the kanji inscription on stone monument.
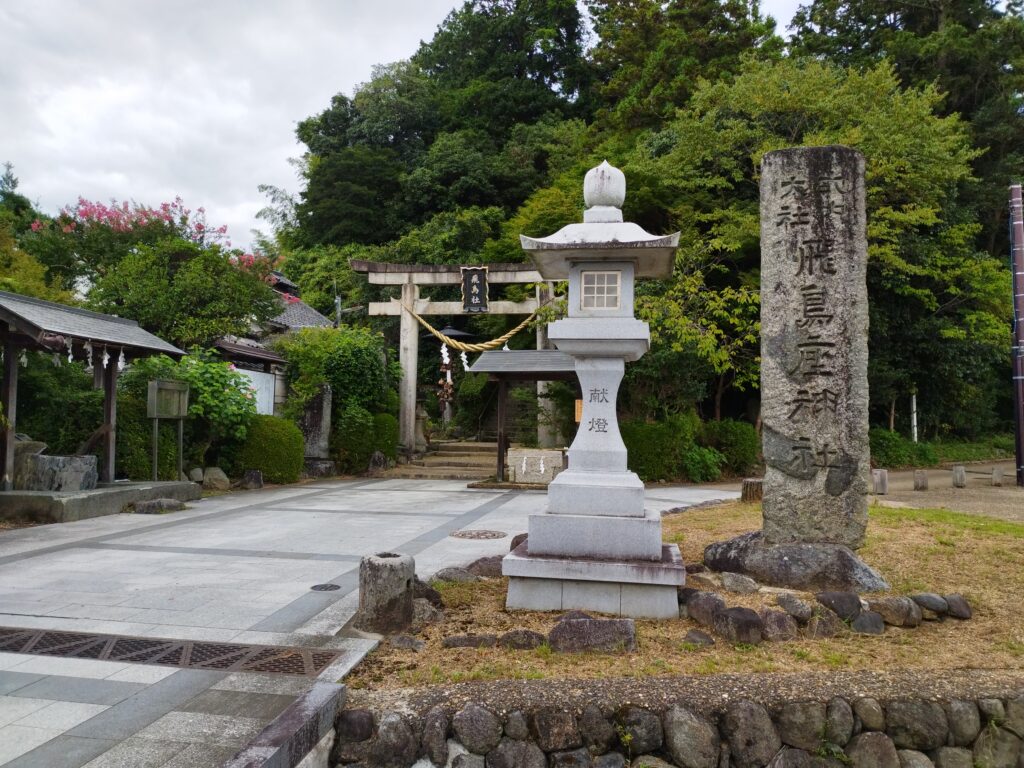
[760,146,870,549]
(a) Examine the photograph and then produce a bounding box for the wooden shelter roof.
[469,350,576,381]
[0,291,183,357]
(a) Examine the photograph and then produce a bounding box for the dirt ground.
[870,460,1023,521]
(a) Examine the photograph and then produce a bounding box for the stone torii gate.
[350,260,543,452]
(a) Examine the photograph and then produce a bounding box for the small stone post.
[952,465,967,488]
[760,146,870,549]
[914,470,929,491]
[355,552,415,634]
[992,467,1004,487]
[872,469,888,495]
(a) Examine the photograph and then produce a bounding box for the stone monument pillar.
[502,161,687,619]
[704,146,887,592]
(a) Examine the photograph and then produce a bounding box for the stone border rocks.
[333,680,1024,768]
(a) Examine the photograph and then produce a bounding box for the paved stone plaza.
[0,479,737,767]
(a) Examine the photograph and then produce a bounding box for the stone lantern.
[502,161,686,618]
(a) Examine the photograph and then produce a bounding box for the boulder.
[972,726,1021,768]
[365,712,417,768]
[595,754,627,768]
[202,467,230,491]
[133,498,186,515]
[452,703,502,754]
[15,453,97,492]
[846,732,900,768]
[897,750,934,768]
[977,699,1005,725]
[777,701,827,751]
[932,747,973,768]
[722,572,760,594]
[815,591,862,622]
[434,567,478,583]
[777,593,815,623]
[853,698,885,732]
[388,635,424,652]
[723,700,781,768]
[886,700,948,751]
[580,704,617,754]
[336,709,375,744]
[945,700,981,746]
[687,592,726,628]
[767,747,816,768]
[760,609,800,641]
[616,705,663,755]
[239,469,263,490]
[703,531,890,592]
[412,598,443,628]
[188,467,204,483]
[497,629,545,650]
[663,704,720,768]
[943,594,972,620]
[452,754,485,768]
[683,629,716,648]
[1004,695,1024,739]
[548,618,637,653]
[413,576,444,609]
[549,748,593,768]
[631,757,675,768]
[422,705,449,767]
[826,698,855,747]
[466,555,503,578]
[713,607,763,645]
[909,593,949,616]
[851,611,885,635]
[531,710,582,752]
[510,532,528,551]
[867,597,922,628]
[504,712,529,741]
[806,608,846,638]
[485,738,546,768]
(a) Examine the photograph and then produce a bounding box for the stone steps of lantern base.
[384,466,492,480]
[411,457,494,469]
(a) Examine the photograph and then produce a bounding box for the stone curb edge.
[223,681,346,768]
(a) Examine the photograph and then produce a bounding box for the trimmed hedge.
[333,400,375,474]
[621,412,719,482]
[699,419,760,475]
[233,415,305,484]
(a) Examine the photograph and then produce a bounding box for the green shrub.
[621,412,701,481]
[700,419,759,475]
[334,400,375,474]
[16,356,102,455]
[372,412,399,461]
[681,445,725,483]
[869,428,939,468]
[116,394,181,480]
[231,415,304,484]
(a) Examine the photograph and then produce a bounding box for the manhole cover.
[450,529,506,540]
[310,584,341,592]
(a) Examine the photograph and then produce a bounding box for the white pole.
[911,393,918,443]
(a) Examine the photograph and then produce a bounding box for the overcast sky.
[0,0,803,251]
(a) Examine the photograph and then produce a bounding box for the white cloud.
[1,0,806,249]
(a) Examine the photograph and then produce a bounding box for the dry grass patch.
[346,502,1024,690]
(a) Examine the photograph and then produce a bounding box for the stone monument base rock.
[703,531,888,593]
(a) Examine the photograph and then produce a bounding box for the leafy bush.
[333,400,375,474]
[273,326,399,418]
[15,356,102,455]
[869,429,938,468]
[681,445,725,483]
[372,413,399,461]
[699,419,759,475]
[231,415,304,484]
[117,394,182,480]
[621,412,701,481]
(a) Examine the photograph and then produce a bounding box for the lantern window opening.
[581,270,621,310]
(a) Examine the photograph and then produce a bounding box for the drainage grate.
[310,583,341,592]
[450,529,506,540]
[0,627,341,677]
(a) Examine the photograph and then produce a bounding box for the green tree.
[586,0,783,128]
[789,0,1024,255]
[621,57,1007,431]
[89,238,279,348]
[0,216,72,302]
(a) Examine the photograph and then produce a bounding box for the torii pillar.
[351,260,543,454]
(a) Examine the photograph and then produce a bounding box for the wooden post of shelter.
[101,359,118,484]
[1,333,17,491]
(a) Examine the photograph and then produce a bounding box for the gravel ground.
[347,669,1024,717]
[871,460,1024,522]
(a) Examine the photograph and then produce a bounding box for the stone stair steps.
[384,465,492,480]
[410,457,494,468]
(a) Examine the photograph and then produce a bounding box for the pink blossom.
[30,220,42,232]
